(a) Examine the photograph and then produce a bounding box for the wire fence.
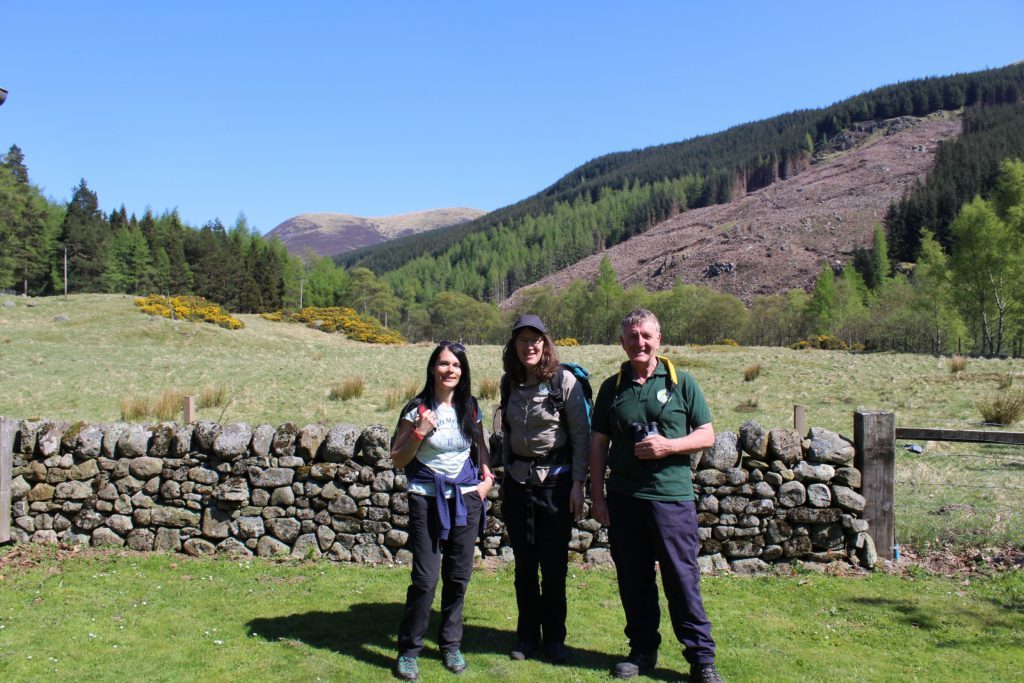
[894,440,1024,549]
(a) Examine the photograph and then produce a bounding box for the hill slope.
[266,207,485,258]
[339,63,1022,303]
[504,113,961,307]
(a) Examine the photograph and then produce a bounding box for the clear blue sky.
[2,1,1021,234]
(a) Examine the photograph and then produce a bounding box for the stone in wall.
[805,427,855,465]
[701,432,739,471]
[738,420,768,459]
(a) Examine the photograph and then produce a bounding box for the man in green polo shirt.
[589,308,723,683]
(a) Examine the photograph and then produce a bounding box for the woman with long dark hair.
[391,340,494,681]
[499,315,590,664]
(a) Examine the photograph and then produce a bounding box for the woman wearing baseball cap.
[498,314,590,664]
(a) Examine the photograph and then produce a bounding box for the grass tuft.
[329,377,366,401]
[950,355,968,374]
[153,388,187,421]
[976,390,1024,426]
[997,373,1015,390]
[743,363,762,382]
[198,384,229,409]
[119,395,150,421]
[478,377,499,400]
[120,388,197,421]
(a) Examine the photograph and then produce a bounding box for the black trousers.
[608,491,715,665]
[397,490,482,657]
[502,473,573,645]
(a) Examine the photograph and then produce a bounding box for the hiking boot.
[545,641,569,664]
[613,651,657,679]
[442,649,467,674]
[509,640,537,661]
[690,662,724,683]
[394,655,419,681]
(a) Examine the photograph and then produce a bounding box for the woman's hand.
[413,408,436,438]
[476,471,494,501]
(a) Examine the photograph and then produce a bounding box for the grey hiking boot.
[394,655,419,681]
[442,649,467,674]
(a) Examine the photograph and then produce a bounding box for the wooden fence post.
[183,396,196,424]
[854,410,895,561]
[0,417,15,544]
[793,405,806,435]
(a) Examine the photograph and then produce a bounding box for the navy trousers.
[397,491,482,657]
[607,490,715,665]
[502,473,574,645]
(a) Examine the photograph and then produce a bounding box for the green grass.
[0,548,1020,682]
[4,294,1024,434]
[3,294,1024,551]
[894,442,1024,549]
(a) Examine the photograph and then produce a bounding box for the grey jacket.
[501,367,590,484]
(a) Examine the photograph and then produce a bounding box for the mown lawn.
[0,548,1021,682]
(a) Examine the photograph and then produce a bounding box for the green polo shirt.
[591,359,712,501]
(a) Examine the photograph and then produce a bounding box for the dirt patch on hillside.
[504,113,962,307]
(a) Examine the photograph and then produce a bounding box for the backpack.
[499,362,593,433]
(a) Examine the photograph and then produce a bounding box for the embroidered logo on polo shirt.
[656,388,671,404]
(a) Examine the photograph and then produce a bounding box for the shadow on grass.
[248,601,637,676]
[851,595,1024,648]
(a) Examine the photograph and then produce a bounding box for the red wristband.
[411,430,425,441]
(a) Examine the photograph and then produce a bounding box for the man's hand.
[634,434,673,460]
[590,494,610,527]
[569,481,585,519]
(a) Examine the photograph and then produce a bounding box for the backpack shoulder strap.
[657,355,678,393]
[390,397,425,449]
[615,361,630,391]
[548,364,567,414]
[499,374,511,411]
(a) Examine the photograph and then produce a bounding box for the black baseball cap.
[511,314,547,334]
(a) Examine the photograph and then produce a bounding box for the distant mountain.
[265,208,486,258]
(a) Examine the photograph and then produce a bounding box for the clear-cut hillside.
[266,207,486,258]
[504,113,961,307]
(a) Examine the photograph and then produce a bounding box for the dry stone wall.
[3,418,876,572]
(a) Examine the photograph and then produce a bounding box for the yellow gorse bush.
[267,306,405,344]
[554,337,579,346]
[134,295,244,330]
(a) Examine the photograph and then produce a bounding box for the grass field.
[0,547,1021,682]
[3,294,1023,434]
[2,294,1023,551]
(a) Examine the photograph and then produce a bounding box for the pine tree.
[2,144,29,184]
[0,146,58,294]
[58,179,108,292]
